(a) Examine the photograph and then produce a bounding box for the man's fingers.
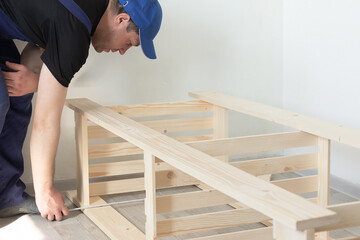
[5,61,23,71]
[55,211,63,221]
[62,206,69,217]
[47,214,55,221]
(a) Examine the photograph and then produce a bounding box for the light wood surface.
[65,98,338,231]
[189,91,360,149]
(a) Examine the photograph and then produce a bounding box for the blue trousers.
[0,39,33,209]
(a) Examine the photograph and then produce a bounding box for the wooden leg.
[318,138,331,240]
[213,105,229,162]
[144,152,157,240]
[75,112,90,206]
[274,221,314,240]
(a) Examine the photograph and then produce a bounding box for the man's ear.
[114,13,131,28]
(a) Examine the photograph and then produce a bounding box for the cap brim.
[140,32,157,59]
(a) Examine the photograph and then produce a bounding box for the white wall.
[283,0,360,198]
[20,0,283,183]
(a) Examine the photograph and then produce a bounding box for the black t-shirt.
[0,0,108,87]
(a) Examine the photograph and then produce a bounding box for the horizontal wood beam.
[107,100,212,118]
[316,201,360,232]
[88,117,212,139]
[89,153,317,179]
[156,189,236,214]
[272,176,318,194]
[232,153,318,176]
[189,91,360,149]
[157,208,270,237]
[188,227,273,240]
[187,131,317,156]
[66,98,338,231]
[89,169,200,196]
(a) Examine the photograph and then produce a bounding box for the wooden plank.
[156,189,236,214]
[232,153,318,176]
[187,131,318,156]
[107,100,212,117]
[317,137,331,240]
[89,153,317,178]
[75,112,90,206]
[66,190,145,240]
[274,221,314,240]
[213,105,229,162]
[88,117,212,139]
[89,169,200,196]
[189,91,360,149]
[157,208,270,237]
[144,152,157,240]
[66,98,338,231]
[316,201,360,232]
[188,227,273,240]
[272,176,318,194]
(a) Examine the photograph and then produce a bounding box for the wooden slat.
[66,190,144,240]
[144,153,157,239]
[232,153,318,176]
[156,189,236,214]
[88,117,212,139]
[88,153,317,178]
[66,98,338,231]
[272,176,318,194]
[187,131,318,156]
[189,91,360,149]
[88,135,212,159]
[89,169,200,196]
[157,208,270,237]
[316,201,360,232]
[188,227,273,240]
[107,100,212,117]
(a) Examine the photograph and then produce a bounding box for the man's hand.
[2,61,39,96]
[36,187,68,221]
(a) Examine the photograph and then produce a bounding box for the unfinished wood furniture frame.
[65,91,360,240]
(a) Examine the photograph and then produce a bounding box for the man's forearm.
[30,63,68,220]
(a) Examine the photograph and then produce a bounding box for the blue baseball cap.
[118,0,162,59]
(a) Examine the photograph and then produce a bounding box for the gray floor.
[0,175,359,240]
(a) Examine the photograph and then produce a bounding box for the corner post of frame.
[317,137,331,240]
[144,152,157,239]
[274,221,315,240]
[213,105,229,162]
[74,111,90,206]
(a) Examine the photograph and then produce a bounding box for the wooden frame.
[65,91,360,240]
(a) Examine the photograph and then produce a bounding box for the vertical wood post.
[144,152,157,240]
[213,105,229,162]
[317,137,331,240]
[274,221,314,240]
[75,112,90,206]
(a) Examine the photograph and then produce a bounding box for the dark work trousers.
[0,0,91,209]
[0,40,34,209]
[0,6,34,209]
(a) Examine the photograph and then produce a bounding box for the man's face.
[91,13,140,55]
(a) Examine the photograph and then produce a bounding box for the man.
[0,0,162,221]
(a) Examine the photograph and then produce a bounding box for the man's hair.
[111,0,139,34]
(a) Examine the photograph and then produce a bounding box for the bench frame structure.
[65,91,360,240]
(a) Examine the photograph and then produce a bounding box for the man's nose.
[119,46,130,55]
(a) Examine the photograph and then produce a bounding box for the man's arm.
[30,62,69,221]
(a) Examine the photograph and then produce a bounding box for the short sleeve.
[40,8,90,87]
